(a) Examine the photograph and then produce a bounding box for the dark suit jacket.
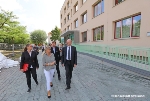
[20,51,39,69]
[51,46,60,61]
[33,46,39,55]
[61,46,77,67]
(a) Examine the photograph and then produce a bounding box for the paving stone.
[0,51,150,101]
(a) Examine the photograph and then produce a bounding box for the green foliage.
[0,8,30,44]
[50,26,61,42]
[30,30,47,44]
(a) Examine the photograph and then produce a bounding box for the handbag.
[22,63,29,72]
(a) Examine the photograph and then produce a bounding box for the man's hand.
[20,69,24,72]
[62,64,64,67]
[74,64,77,67]
[36,67,39,70]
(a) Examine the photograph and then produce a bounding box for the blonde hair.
[42,46,51,55]
[45,46,51,50]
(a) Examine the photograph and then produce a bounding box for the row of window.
[61,0,87,19]
[61,0,104,27]
[81,14,141,42]
[61,0,124,20]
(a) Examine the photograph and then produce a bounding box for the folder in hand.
[23,64,29,72]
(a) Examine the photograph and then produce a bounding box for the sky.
[0,0,65,34]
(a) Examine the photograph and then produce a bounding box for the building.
[47,32,52,45]
[60,0,150,47]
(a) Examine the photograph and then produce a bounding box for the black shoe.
[58,77,61,80]
[47,95,51,98]
[36,81,38,85]
[27,88,31,93]
[50,83,53,87]
[65,87,71,90]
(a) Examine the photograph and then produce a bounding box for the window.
[61,23,62,27]
[115,21,121,38]
[94,0,104,17]
[93,26,104,41]
[64,7,66,14]
[82,31,87,42]
[82,0,86,4]
[114,14,141,39]
[67,1,70,8]
[115,0,125,5]
[74,3,78,13]
[82,12,87,24]
[67,14,70,20]
[122,18,131,38]
[63,28,66,33]
[75,19,78,28]
[61,14,62,19]
[132,15,141,37]
[64,18,66,25]
[67,25,70,30]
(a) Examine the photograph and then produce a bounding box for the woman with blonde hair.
[42,46,56,98]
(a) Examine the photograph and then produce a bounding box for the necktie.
[68,46,70,60]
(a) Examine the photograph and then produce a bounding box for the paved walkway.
[0,52,150,101]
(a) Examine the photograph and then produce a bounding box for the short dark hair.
[52,41,56,44]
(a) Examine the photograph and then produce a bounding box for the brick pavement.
[0,51,150,101]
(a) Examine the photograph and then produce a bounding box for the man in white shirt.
[61,39,77,90]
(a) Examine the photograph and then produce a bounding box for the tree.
[0,7,30,44]
[0,8,18,29]
[30,30,47,45]
[50,26,61,42]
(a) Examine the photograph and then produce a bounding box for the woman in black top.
[20,44,39,92]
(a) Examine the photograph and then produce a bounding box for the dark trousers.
[65,60,73,87]
[56,60,60,77]
[25,67,38,89]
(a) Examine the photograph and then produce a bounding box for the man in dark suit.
[33,44,39,55]
[61,39,77,90]
[51,41,61,80]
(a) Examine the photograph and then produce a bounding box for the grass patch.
[0,49,23,60]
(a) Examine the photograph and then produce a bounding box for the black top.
[20,51,39,69]
[61,46,77,67]
[51,46,61,61]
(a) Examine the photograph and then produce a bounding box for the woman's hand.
[45,63,49,66]
[50,62,55,66]
[20,69,24,72]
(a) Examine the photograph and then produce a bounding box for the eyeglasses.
[29,46,33,47]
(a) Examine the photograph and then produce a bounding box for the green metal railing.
[73,43,150,72]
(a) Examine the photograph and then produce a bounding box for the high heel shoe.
[47,95,51,98]
[47,91,51,98]
[50,83,53,87]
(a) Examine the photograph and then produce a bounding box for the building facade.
[60,0,150,47]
